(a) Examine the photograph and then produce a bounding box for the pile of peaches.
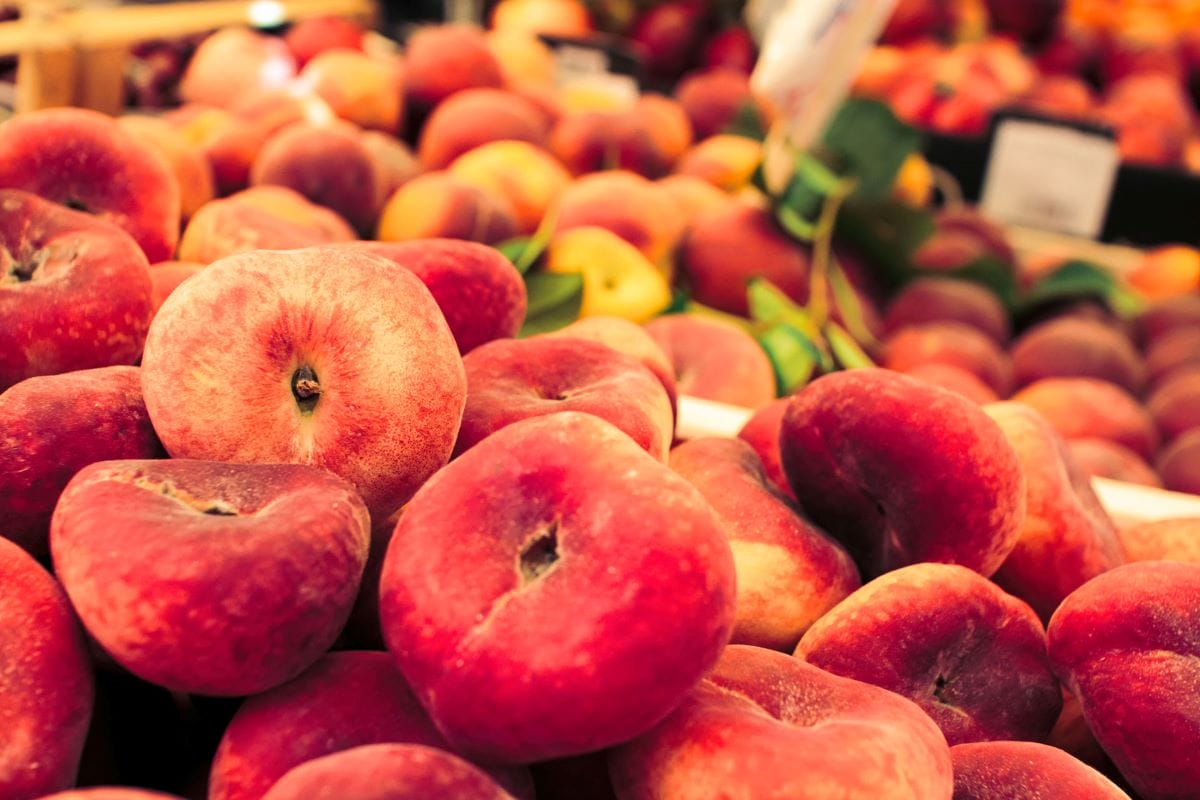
[855,0,1200,170]
[2,7,1200,800]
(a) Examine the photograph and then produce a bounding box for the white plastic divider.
[675,394,1200,527]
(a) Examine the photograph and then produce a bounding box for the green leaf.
[725,100,767,141]
[509,203,562,275]
[945,254,1021,312]
[519,272,583,336]
[683,300,757,334]
[496,237,533,272]
[825,321,876,370]
[820,98,919,199]
[1017,260,1145,319]
[828,257,879,348]
[757,323,820,396]
[834,197,937,291]
[746,278,833,372]
[663,285,691,315]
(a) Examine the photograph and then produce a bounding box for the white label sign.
[980,118,1120,239]
[750,0,898,152]
[552,44,639,111]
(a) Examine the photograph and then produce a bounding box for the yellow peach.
[544,226,672,323]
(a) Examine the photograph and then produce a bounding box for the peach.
[1148,369,1200,443]
[882,322,1014,397]
[346,240,525,354]
[403,24,504,113]
[1158,429,1200,495]
[448,140,570,234]
[379,412,736,763]
[1018,74,1097,120]
[984,402,1124,621]
[168,105,270,196]
[1012,378,1159,460]
[912,207,1017,274]
[543,227,672,323]
[902,363,1001,405]
[674,67,759,140]
[0,537,93,799]
[361,131,421,209]
[38,791,183,800]
[0,108,180,262]
[376,172,518,244]
[680,201,809,315]
[179,28,296,108]
[1067,438,1162,488]
[540,316,677,410]
[645,314,777,409]
[250,121,380,234]
[609,644,954,799]
[1048,561,1200,799]
[883,277,1011,344]
[455,337,673,461]
[780,369,1026,579]
[636,94,694,168]
[1146,327,1200,386]
[284,15,364,66]
[295,48,404,133]
[629,0,709,85]
[548,110,674,179]
[418,89,549,170]
[555,171,685,269]
[1118,517,1200,564]
[117,114,215,222]
[140,248,466,520]
[148,260,204,320]
[671,438,861,650]
[1128,245,1200,301]
[490,0,592,38]
[951,741,1131,799]
[51,459,369,696]
[1010,317,1144,394]
[261,744,517,800]
[178,187,356,264]
[0,190,153,391]
[486,29,556,90]
[656,174,729,226]
[0,366,164,557]
[675,134,762,192]
[209,652,532,800]
[736,397,794,500]
[1136,294,1200,345]
[796,563,1061,745]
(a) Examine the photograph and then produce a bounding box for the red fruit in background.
[1099,12,1186,85]
[379,412,736,764]
[180,28,296,108]
[0,366,164,558]
[700,26,756,74]
[1018,74,1097,120]
[404,24,504,113]
[984,0,1063,43]
[674,68,758,140]
[0,537,94,799]
[285,16,365,67]
[0,190,153,392]
[0,108,180,262]
[951,741,1131,799]
[629,0,709,85]
[880,0,951,44]
[51,459,370,696]
[1035,19,1101,76]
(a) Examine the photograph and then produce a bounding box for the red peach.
[0,190,153,391]
[1012,378,1159,460]
[555,171,685,268]
[951,741,1131,799]
[1067,438,1163,488]
[345,239,526,355]
[295,49,404,133]
[1048,561,1200,799]
[448,140,571,235]
[38,792,183,800]
[208,651,532,800]
[736,397,794,500]
[117,114,216,222]
[418,88,550,169]
[180,28,296,108]
[1148,370,1200,443]
[1146,327,1200,387]
[541,316,678,411]
[901,363,1001,405]
[674,134,762,192]
[882,322,1014,396]
[1158,429,1200,495]
[379,412,737,763]
[404,25,504,113]
[0,366,164,557]
[609,644,954,799]
[0,108,180,262]
[1010,317,1144,394]
[284,16,365,66]
[1136,295,1200,345]
[645,314,777,409]
[51,460,369,696]
[361,131,422,210]
[140,248,466,520]
[490,0,592,38]
[148,260,204,320]
[984,402,1125,621]
[674,68,760,140]
[376,171,519,244]
[0,537,94,799]
[549,110,674,179]
[671,438,861,650]
[455,337,674,461]
[637,94,694,168]
[883,277,1011,344]
[780,369,1027,579]
[796,563,1061,745]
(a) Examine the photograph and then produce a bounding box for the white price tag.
[750,0,898,152]
[980,118,1120,239]
[551,43,639,111]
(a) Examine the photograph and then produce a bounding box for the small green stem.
[806,177,857,326]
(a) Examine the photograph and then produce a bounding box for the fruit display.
[2,2,1200,798]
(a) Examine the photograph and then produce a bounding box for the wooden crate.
[676,395,1200,527]
[0,0,379,115]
